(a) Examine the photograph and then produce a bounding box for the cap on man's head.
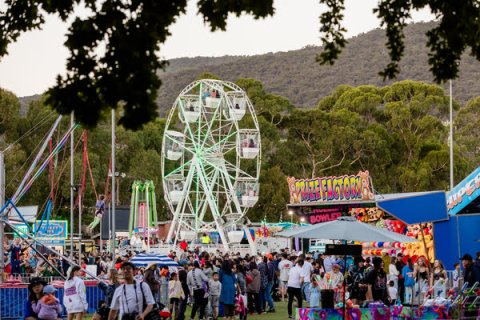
[460,253,473,261]
[43,285,57,294]
[121,261,136,270]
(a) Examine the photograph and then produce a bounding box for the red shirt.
[180,241,188,251]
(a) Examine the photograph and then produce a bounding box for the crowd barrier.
[0,281,105,319]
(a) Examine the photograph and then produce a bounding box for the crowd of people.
[7,239,480,320]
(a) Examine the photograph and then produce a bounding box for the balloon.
[372,242,377,247]
[384,242,391,248]
[378,242,384,248]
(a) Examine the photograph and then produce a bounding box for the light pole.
[449,79,454,190]
[288,210,294,224]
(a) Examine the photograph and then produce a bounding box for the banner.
[287,170,374,204]
[34,220,68,239]
[447,166,480,215]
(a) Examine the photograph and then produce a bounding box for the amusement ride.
[161,79,261,253]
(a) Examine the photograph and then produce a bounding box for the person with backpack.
[108,262,155,320]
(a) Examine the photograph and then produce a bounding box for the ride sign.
[34,220,68,239]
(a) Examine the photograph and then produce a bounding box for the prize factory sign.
[287,171,375,224]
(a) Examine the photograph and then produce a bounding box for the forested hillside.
[155,22,480,115]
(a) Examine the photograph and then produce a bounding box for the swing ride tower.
[161,80,261,254]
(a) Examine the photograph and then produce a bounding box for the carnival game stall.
[287,171,444,265]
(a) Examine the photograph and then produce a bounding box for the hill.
[156,21,480,114]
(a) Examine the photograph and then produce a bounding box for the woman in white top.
[63,266,88,320]
[388,256,400,289]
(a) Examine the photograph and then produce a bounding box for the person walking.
[287,259,304,319]
[168,272,185,320]
[144,263,160,303]
[246,261,261,315]
[177,267,190,320]
[219,260,237,320]
[265,255,276,312]
[108,262,155,320]
[278,253,292,302]
[63,266,88,320]
[208,272,222,320]
[187,261,209,320]
[94,269,121,320]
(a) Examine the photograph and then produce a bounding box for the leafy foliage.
[2,2,480,128]
[1,77,480,223]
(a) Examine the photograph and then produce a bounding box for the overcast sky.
[0,0,433,97]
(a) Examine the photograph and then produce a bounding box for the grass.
[84,300,292,320]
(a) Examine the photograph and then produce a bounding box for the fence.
[0,283,105,319]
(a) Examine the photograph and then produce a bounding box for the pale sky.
[0,0,433,97]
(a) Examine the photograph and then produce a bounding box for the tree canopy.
[0,77,478,223]
[1,1,478,129]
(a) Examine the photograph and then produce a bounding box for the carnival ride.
[129,180,158,240]
[0,115,109,280]
[161,79,261,253]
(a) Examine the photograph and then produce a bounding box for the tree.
[2,1,477,129]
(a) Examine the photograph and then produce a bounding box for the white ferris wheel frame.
[161,79,261,253]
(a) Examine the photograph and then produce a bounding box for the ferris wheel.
[161,79,261,253]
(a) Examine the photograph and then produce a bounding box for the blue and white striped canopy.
[130,253,178,267]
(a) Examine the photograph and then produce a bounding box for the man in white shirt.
[287,259,304,318]
[278,253,292,301]
[109,262,155,320]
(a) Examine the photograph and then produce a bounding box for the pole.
[0,151,5,284]
[449,79,454,190]
[100,216,103,254]
[111,109,116,255]
[70,112,74,260]
[78,193,82,264]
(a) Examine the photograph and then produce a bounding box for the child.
[308,276,321,308]
[32,285,62,320]
[452,263,461,292]
[168,272,185,320]
[208,272,222,320]
[87,195,106,232]
[388,280,397,306]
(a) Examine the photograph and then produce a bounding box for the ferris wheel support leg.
[194,159,230,252]
[166,163,195,244]
[243,225,257,255]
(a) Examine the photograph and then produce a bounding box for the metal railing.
[0,283,105,319]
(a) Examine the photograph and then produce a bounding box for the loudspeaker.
[324,244,362,256]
